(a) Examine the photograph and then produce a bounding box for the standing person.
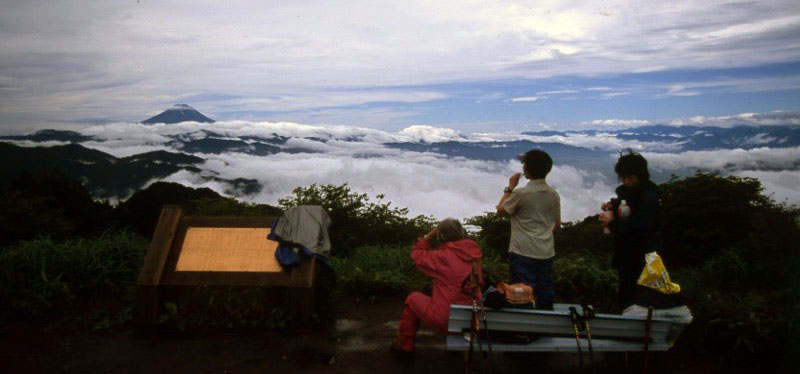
[496,149,561,310]
[392,218,483,361]
[598,151,662,310]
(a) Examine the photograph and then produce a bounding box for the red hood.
[442,239,483,262]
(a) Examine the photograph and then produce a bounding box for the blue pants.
[509,253,555,310]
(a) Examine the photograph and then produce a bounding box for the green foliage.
[192,197,282,216]
[157,287,292,332]
[330,244,429,296]
[0,169,115,246]
[660,173,775,269]
[660,173,800,365]
[473,237,510,287]
[331,240,509,303]
[279,183,433,256]
[0,230,148,318]
[466,212,509,260]
[3,168,799,367]
[552,253,618,311]
[116,181,281,236]
[675,247,800,364]
[92,306,134,332]
[554,216,613,257]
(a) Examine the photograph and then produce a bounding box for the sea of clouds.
[18,120,800,222]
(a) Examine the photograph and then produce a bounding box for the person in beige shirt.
[496,149,561,309]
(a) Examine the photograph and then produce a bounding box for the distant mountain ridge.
[0,142,260,199]
[142,104,215,124]
[524,125,800,151]
[3,121,799,202]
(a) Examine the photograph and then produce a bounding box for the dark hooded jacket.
[410,237,483,332]
[609,180,662,269]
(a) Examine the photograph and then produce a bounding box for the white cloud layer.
[643,147,800,172]
[669,111,800,127]
[40,119,792,223]
[157,151,616,222]
[733,170,800,206]
[76,120,671,155]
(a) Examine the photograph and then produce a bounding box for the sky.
[2,0,800,132]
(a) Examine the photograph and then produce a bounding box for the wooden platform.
[134,206,319,333]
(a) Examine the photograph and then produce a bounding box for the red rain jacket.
[410,237,483,331]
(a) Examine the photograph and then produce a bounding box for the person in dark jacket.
[599,151,662,310]
[391,218,483,359]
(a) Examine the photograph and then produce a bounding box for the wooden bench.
[447,303,692,353]
[134,205,318,333]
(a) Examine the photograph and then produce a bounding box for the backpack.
[484,282,535,309]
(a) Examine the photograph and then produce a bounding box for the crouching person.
[391,218,483,361]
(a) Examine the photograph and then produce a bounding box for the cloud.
[3,1,799,126]
[395,125,465,143]
[11,117,800,222]
[537,90,579,95]
[510,96,546,102]
[632,66,667,73]
[643,147,800,172]
[669,111,800,127]
[210,90,447,113]
[158,150,614,222]
[733,169,800,206]
[666,85,701,96]
[57,120,620,221]
[579,119,652,128]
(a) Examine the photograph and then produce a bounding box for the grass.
[0,230,147,320]
[330,243,428,297]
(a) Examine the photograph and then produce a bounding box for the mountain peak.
[142,104,215,124]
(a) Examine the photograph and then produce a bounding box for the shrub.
[330,244,428,296]
[157,287,293,332]
[661,173,800,366]
[466,212,510,261]
[675,247,800,365]
[116,181,281,236]
[0,230,148,319]
[552,253,618,311]
[331,238,509,302]
[0,169,115,246]
[659,173,776,269]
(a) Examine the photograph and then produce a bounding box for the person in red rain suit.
[392,218,483,359]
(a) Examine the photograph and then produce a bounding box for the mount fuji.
[142,104,215,124]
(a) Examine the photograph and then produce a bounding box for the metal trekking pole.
[581,304,596,373]
[568,306,585,372]
[474,300,483,359]
[644,306,654,374]
[473,261,492,359]
[466,301,475,374]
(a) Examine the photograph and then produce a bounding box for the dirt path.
[1,295,717,373]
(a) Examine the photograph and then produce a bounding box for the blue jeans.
[509,252,555,310]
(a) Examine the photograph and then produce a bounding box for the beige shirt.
[502,179,561,259]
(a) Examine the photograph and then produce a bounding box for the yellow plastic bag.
[637,252,681,294]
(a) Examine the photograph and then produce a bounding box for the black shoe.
[389,343,415,364]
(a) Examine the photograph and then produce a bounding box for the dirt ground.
[0,295,736,374]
